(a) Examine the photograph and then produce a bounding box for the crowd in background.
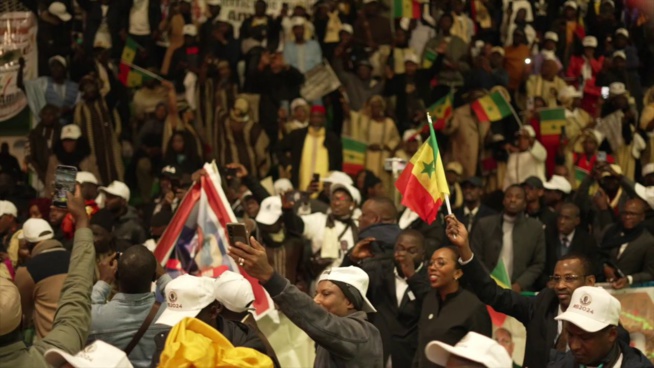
[1,0,654,367]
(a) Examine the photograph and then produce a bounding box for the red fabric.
[311,105,326,115]
[61,200,100,239]
[395,162,444,225]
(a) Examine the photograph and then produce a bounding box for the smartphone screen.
[601,87,609,99]
[53,165,78,208]
[597,151,607,162]
[227,223,250,247]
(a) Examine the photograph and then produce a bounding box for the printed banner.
[300,61,341,101]
[0,11,37,123]
[218,0,313,38]
[154,161,275,319]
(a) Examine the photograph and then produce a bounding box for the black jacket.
[358,223,402,256]
[359,257,430,367]
[451,204,497,239]
[539,228,598,289]
[461,253,630,368]
[277,127,343,187]
[150,315,274,367]
[547,340,652,368]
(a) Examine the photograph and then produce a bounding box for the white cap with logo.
[321,171,353,185]
[99,181,130,202]
[0,201,17,217]
[318,266,376,313]
[543,175,572,194]
[156,275,217,327]
[214,270,255,313]
[22,219,54,243]
[61,124,82,140]
[255,196,283,226]
[425,331,512,367]
[555,286,621,332]
[76,171,99,185]
[45,340,133,368]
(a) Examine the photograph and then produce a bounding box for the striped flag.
[393,0,421,18]
[154,162,274,319]
[488,260,512,326]
[394,117,450,224]
[118,37,153,87]
[471,91,512,122]
[342,136,366,176]
[425,92,454,131]
[539,107,567,136]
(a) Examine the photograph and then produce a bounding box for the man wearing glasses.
[443,215,630,368]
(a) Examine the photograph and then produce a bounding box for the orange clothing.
[504,45,531,91]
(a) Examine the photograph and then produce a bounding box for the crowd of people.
[1,0,654,366]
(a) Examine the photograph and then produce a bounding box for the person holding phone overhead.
[228,236,383,367]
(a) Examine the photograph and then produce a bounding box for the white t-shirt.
[129,0,151,35]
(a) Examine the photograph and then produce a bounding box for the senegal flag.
[395,119,450,224]
[118,37,152,87]
[393,0,420,18]
[471,91,512,122]
[425,92,453,131]
[539,107,566,136]
[342,136,366,176]
[488,260,512,326]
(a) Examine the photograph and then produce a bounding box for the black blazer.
[276,127,343,187]
[538,228,598,289]
[452,204,497,236]
[599,227,654,284]
[462,253,630,368]
[360,257,430,367]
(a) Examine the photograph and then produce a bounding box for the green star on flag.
[421,160,435,178]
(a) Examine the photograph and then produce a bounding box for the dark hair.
[432,245,462,270]
[367,196,398,221]
[398,229,425,249]
[505,184,526,197]
[558,252,594,276]
[331,280,363,311]
[117,245,157,294]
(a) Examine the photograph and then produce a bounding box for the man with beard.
[444,215,630,368]
[599,199,654,288]
[99,181,146,246]
[346,229,429,367]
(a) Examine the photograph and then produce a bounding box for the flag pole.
[124,62,165,81]
[426,112,452,216]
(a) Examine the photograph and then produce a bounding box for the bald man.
[346,197,401,259]
[539,203,598,289]
[599,198,654,289]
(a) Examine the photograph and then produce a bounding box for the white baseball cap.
[609,82,626,96]
[255,196,283,226]
[563,0,578,9]
[214,270,255,313]
[183,24,197,36]
[635,183,654,210]
[156,275,217,327]
[330,183,361,205]
[318,266,376,313]
[583,36,598,48]
[642,163,654,177]
[99,181,130,202]
[543,175,572,194]
[0,200,17,217]
[491,46,505,56]
[291,16,306,27]
[404,52,419,65]
[273,178,294,196]
[340,24,353,34]
[322,171,353,185]
[555,286,621,332]
[49,55,67,68]
[22,218,54,243]
[545,31,559,42]
[615,28,629,38]
[45,340,133,368]
[48,2,71,22]
[402,129,422,143]
[76,171,98,185]
[425,331,512,367]
[61,124,82,140]
[612,50,626,60]
[520,125,537,138]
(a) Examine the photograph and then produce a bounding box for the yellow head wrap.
[159,317,273,368]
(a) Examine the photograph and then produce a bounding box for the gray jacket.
[263,273,383,368]
[114,206,147,245]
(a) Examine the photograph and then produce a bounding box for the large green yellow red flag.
[118,37,154,87]
[395,119,450,224]
[471,91,512,122]
[342,136,366,176]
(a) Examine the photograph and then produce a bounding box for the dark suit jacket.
[462,254,630,368]
[276,127,343,187]
[600,227,654,284]
[470,213,546,290]
[359,257,430,367]
[452,204,497,236]
[539,228,598,289]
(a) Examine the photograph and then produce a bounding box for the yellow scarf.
[299,127,329,192]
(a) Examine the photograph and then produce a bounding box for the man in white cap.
[99,181,146,245]
[642,163,654,187]
[45,340,133,368]
[281,183,361,274]
[255,196,306,288]
[526,51,567,107]
[229,237,383,367]
[283,16,322,74]
[150,274,274,367]
[425,331,512,367]
[503,125,547,189]
[532,31,562,75]
[566,36,604,101]
[543,175,572,212]
[14,218,72,339]
[0,186,96,367]
[551,286,651,367]
[612,28,639,71]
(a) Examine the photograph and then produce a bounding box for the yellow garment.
[324,11,342,43]
[640,103,654,164]
[299,127,329,193]
[159,317,273,368]
[526,75,567,107]
[566,22,576,46]
[6,230,22,267]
